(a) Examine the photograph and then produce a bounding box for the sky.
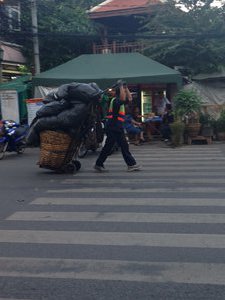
[212,1,223,6]
[178,0,224,11]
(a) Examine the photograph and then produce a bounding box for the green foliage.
[199,112,215,126]
[142,0,225,75]
[173,89,202,119]
[37,0,95,33]
[170,120,185,146]
[3,0,224,75]
[215,110,225,132]
[17,65,30,74]
[16,0,102,71]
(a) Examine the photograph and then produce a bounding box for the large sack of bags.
[26,82,103,146]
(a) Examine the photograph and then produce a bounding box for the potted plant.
[170,119,185,147]
[215,110,225,140]
[199,112,214,137]
[168,103,185,147]
[173,89,202,137]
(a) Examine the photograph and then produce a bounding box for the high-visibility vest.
[106,98,125,122]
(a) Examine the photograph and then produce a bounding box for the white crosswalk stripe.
[46,187,225,193]
[0,230,224,248]
[7,211,225,223]
[0,257,225,285]
[1,144,225,296]
[32,197,225,206]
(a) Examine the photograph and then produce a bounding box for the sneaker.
[94,165,109,172]
[127,164,141,172]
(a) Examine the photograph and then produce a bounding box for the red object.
[89,0,163,18]
[25,98,43,103]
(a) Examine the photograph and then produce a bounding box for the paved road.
[0,142,225,299]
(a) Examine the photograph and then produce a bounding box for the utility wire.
[0,31,224,40]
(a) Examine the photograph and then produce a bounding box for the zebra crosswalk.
[0,144,225,299]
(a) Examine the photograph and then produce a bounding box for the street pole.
[0,44,4,83]
[30,0,40,74]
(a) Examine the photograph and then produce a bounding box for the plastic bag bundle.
[27,82,102,146]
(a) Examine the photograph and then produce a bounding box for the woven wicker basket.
[40,130,71,145]
[39,130,73,169]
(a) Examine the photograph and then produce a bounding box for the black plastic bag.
[31,103,89,133]
[56,82,103,104]
[42,91,58,104]
[36,99,70,118]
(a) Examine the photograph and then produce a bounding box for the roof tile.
[2,44,26,64]
[89,0,162,13]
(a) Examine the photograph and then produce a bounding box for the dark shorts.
[126,126,142,135]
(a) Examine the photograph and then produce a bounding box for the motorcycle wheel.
[63,163,75,174]
[16,145,26,154]
[91,146,97,152]
[73,160,81,171]
[0,142,8,160]
[78,142,88,158]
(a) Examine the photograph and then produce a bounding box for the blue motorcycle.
[0,120,29,160]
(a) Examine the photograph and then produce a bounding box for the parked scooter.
[0,120,29,159]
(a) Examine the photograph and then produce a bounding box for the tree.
[7,0,102,72]
[142,0,225,75]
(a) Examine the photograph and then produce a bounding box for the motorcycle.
[0,120,29,160]
[78,118,104,158]
[77,86,122,159]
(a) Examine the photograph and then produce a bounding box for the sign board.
[25,98,43,125]
[0,90,20,122]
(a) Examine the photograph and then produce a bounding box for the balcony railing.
[93,41,144,54]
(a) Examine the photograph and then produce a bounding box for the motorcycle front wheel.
[0,142,8,160]
[78,141,88,158]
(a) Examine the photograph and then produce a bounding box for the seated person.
[132,107,142,121]
[161,104,174,141]
[124,111,145,145]
[142,111,163,140]
[132,107,152,142]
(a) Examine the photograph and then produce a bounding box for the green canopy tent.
[32,53,182,89]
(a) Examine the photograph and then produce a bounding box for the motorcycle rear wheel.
[78,142,88,158]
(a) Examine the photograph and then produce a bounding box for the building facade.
[88,0,164,54]
[88,0,179,115]
[0,0,26,81]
